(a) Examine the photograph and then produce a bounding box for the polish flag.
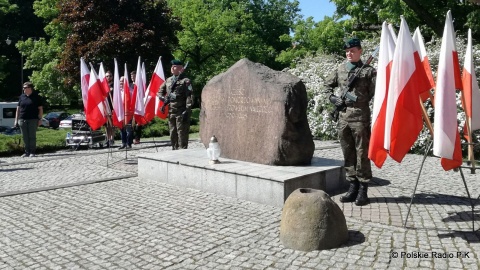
[123,64,133,124]
[98,62,113,124]
[86,64,108,130]
[112,59,124,128]
[133,57,146,124]
[412,28,436,102]
[462,29,480,139]
[433,10,463,171]
[80,58,90,112]
[135,62,150,125]
[144,57,166,122]
[368,22,396,168]
[98,63,110,95]
[384,17,424,163]
[388,24,397,43]
[142,62,147,92]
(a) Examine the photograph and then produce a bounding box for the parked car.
[44,111,69,129]
[59,115,73,129]
[59,113,84,129]
[0,126,21,135]
[40,118,49,128]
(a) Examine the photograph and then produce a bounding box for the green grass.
[0,108,201,157]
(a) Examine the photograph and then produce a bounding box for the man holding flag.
[157,59,193,150]
[325,38,377,206]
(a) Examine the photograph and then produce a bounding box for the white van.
[0,102,18,127]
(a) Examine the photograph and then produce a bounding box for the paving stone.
[1,140,480,268]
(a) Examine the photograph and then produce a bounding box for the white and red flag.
[388,24,397,43]
[112,59,124,128]
[383,17,424,163]
[368,22,396,168]
[86,63,108,130]
[412,28,436,102]
[98,62,110,95]
[133,57,146,124]
[433,10,463,171]
[123,64,133,124]
[98,62,113,123]
[142,62,147,92]
[135,62,150,125]
[461,29,480,140]
[143,57,166,122]
[80,58,90,112]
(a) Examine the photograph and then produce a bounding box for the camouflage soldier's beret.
[343,38,361,49]
[171,59,183,65]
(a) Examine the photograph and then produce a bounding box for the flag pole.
[460,93,476,173]
[419,96,434,137]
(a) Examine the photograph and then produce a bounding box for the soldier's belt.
[345,101,369,108]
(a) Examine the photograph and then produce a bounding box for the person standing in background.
[104,71,116,147]
[130,70,142,144]
[118,76,133,149]
[14,82,44,157]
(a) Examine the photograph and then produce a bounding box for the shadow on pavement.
[342,230,366,247]
[371,177,391,187]
[381,193,479,206]
[442,210,480,222]
[0,167,34,172]
[437,230,480,243]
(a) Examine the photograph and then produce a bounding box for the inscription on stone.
[200,58,314,166]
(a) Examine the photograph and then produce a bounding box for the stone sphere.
[279,188,348,251]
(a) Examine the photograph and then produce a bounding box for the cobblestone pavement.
[1,139,479,269]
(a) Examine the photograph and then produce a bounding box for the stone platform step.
[138,149,346,207]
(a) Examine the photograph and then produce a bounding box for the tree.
[277,16,354,66]
[167,0,300,93]
[0,0,18,90]
[332,0,480,42]
[57,0,180,100]
[0,0,44,101]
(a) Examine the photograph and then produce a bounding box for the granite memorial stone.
[199,58,314,165]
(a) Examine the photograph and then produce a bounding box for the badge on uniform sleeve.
[185,79,193,91]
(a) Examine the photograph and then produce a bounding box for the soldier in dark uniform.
[324,38,376,206]
[157,59,193,150]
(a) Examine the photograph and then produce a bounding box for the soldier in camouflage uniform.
[324,38,376,206]
[158,59,193,150]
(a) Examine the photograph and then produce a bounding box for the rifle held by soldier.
[330,46,379,122]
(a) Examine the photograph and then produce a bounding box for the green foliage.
[56,0,180,92]
[141,118,170,138]
[0,127,68,156]
[331,0,480,42]
[167,0,300,91]
[277,16,355,67]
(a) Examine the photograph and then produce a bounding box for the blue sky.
[298,0,336,22]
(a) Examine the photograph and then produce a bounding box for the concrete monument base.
[138,148,346,207]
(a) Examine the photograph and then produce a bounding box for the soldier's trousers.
[169,113,190,150]
[337,119,372,183]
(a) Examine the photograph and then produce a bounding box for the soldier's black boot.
[340,180,359,203]
[355,182,370,206]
